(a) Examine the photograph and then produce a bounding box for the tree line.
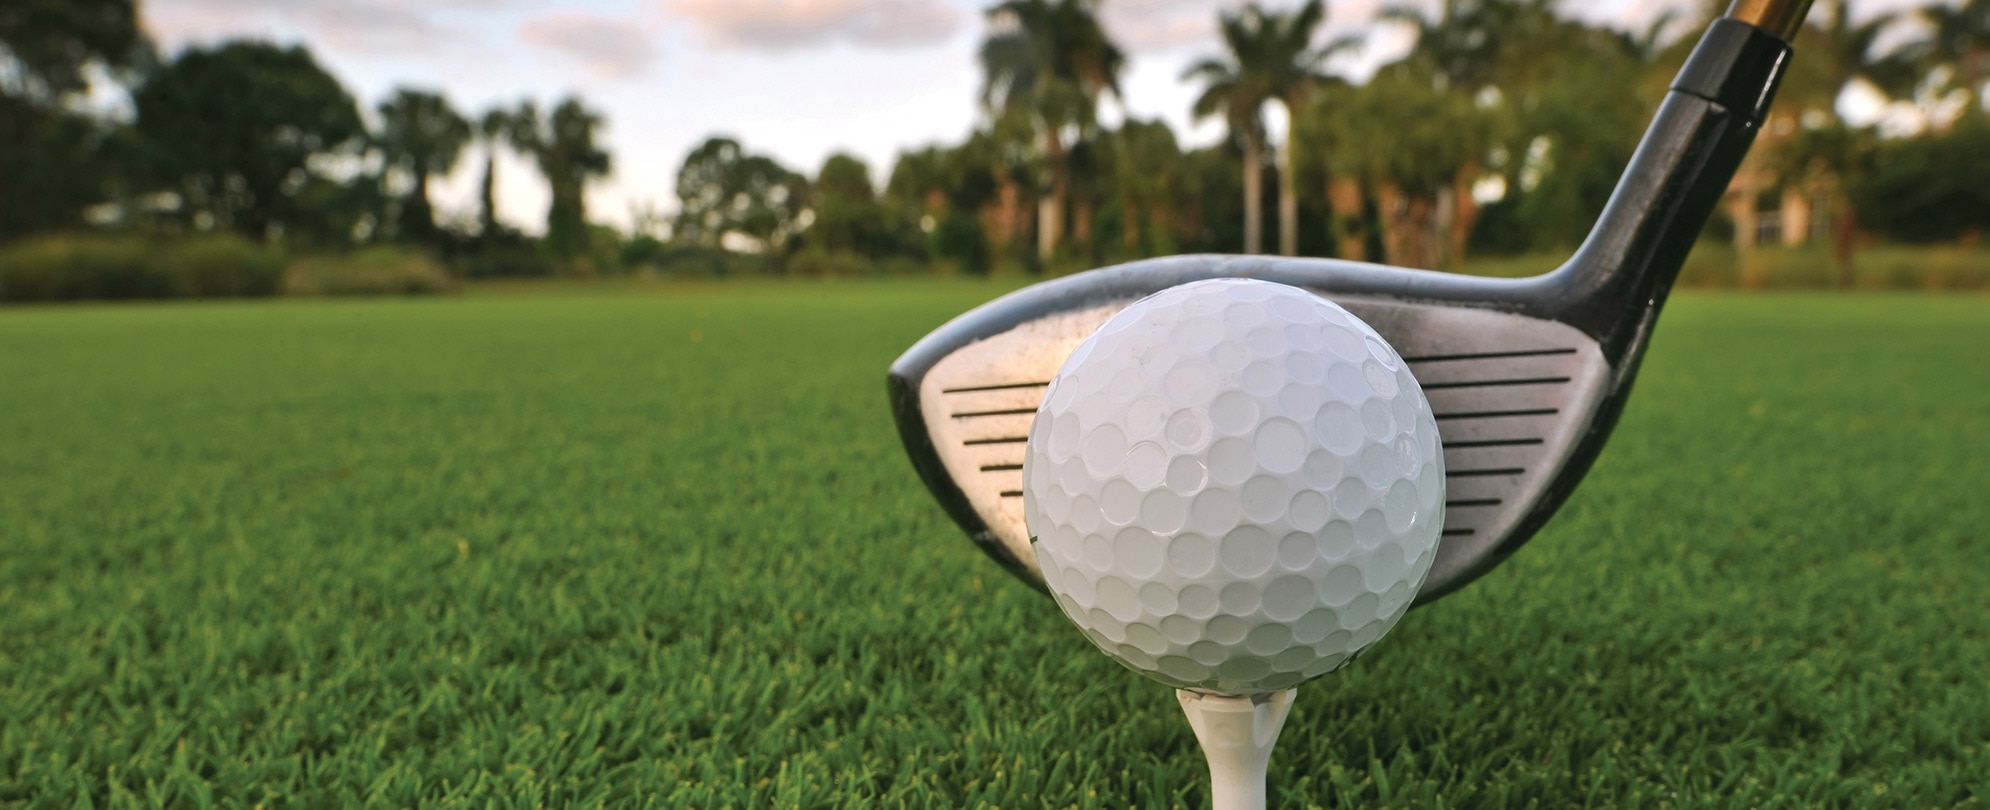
[3,0,1987,284]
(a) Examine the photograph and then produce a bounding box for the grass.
[1,281,1986,808]
[1461,242,1990,291]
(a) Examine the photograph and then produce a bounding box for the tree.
[888,137,1002,273]
[1380,0,1589,264]
[1183,5,1280,254]
[979,0,1125,262]
[1914,0,1990,116]
[1324,63,1492,268]
[132,41,365,242]
[1851,116,1990,242]
[1753,2,1915,279]
[1246,0,1361,257]
[811,152,882,256]
[1301,81,1377,260]
[673,136,808,273]
[376,88,470,244]
[472,107,517,239]
[1111,118,1184,257]
[1774,122,1877,282]
[0,0,150,242]
[512,97,611,262]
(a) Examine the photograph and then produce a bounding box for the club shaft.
[1727,0,1816,41]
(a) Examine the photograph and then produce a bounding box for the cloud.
[667,0,962,50]
[520,12,660,78]
[143,0,488,53]
[1100,0,1385,54]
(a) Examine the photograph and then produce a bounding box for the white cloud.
[666,0,962,50]
[1100,0,1387,55]
[144,0,467,53]
[520,12,660,78]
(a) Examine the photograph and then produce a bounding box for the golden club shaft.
[1726,0,1817,41]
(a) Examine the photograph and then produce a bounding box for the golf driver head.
[891,10,1804,605]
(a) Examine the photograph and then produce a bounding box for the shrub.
[787,249,873,278]
[284,247,454,296]
[1853,120,1990,244]
[1675,240,1740,288]
[164,233,287,297]
[0,232,285,302]
[649,245,761,278]
[0,234,169,302]
[931,211,988,276]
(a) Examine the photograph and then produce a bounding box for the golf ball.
[1023,278,1445,695]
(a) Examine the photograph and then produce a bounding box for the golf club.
[891,0,1813,605]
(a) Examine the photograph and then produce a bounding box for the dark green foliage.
[619,233,669,270]
[674,137,809,273]
[808,153,924,265]
[0,289,1985,805]
[0,233,166,300]
[932,210,991,275]
[1851,119,1990,243]
[0,0,146,102]
[0,105,123,242]
[0,0,148,243]
[376,88,472,245]
[0,232,284,301]
[283,246,453,296]
[1179,144,1246,254]
[165,232,289,296]
[509,98,611,261]
[1503,62,1649,252]
[130,42,366,243]
[454,235,557,279]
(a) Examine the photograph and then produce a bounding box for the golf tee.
[1176,688,1296,810]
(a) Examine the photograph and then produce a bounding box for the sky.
[140,0,1936,234]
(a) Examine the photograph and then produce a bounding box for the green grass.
[1,283,1986,808]
[1461,243,1990,291]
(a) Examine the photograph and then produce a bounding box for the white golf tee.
[1175,688,1297,810]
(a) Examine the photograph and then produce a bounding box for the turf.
[1,284,1985,808]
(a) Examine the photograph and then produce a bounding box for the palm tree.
[1111,118,1183,257]
[375,88,470,244]
[1379,0,1546,93]
[512,97,611,262]
[1756,1,1914,275]
[1916,0,1990,116]
[1773,122,1876,284]
[1182,3,1285,255]
[1779,0,1914,116]
[1328,62,1491,269]
[1381,0,1572,264]
[1301,81,1375,260]
[979,0,1125,263]
[474,106,516,238]
[1267,1,1360,256]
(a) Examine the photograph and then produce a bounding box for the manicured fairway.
[1,283,1986,807]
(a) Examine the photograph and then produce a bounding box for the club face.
[890,257,1617,605]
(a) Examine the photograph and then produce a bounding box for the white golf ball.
[1023,278,1445,695]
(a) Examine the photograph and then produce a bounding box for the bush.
[0,234,166,301]
[787,249,874,278]
[1853,120,1990,244]
[648,245,761,278]
[166,233,287,297]
[284,247,454,296]
[931,211,989,276]
[0,232,285,302]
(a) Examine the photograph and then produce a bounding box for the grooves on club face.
[889,17,1796,606]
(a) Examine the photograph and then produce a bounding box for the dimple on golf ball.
[1023,277,1446,695]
